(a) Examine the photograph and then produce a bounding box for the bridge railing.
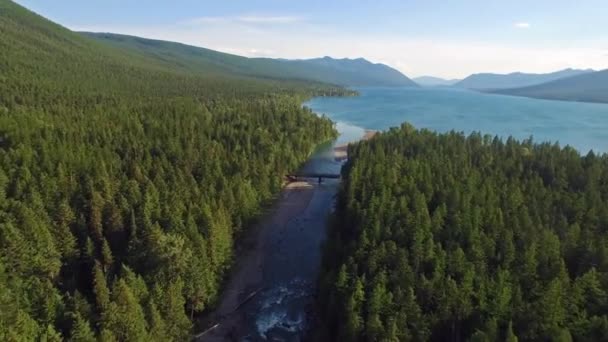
[286,173,341,180]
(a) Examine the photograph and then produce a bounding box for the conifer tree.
[321,126,608,341]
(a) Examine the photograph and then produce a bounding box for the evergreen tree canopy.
[321,124,608,341]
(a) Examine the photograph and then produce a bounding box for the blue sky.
[15,0,608,78]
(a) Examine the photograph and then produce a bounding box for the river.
[198,135,358,341]
[241,144,342,341]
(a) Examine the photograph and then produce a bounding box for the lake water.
[306,87,608,154]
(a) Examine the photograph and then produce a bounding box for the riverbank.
[196,181,316,341]
[333,130,377,160]
[196,130,375,341]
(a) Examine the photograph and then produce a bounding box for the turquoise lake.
[306,87,608,153]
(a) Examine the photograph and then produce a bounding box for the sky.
[14,0,608,79]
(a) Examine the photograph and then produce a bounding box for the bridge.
[286,173,341,183]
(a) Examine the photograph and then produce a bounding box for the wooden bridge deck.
[286,173,341,181]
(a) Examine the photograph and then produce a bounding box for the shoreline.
[333,129,378,160]
[195,181,316,341]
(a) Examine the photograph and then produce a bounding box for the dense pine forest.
[0,1,349,340]
[321,124,608,341]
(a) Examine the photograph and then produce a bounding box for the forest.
[0,1,348,340]
[320,124,608,341]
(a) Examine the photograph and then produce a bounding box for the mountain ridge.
[492,69,608,104]
[81,32,418,87]
[454,68,595,90]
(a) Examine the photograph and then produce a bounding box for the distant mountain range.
[32,30,608,103]
[83,33,418,87]
[493,69,608,104]
[413,76,460,87]
[294,56,419,87]
[453,68,595,90]
[413,68,608,104]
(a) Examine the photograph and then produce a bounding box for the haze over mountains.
[494,69,608,104]
[413,76,461,87]
[453,68,595,90]
[414,68,608,104]
[83,32,418,87]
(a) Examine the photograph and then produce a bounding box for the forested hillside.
[454,68,593,90]
[494,69,608,104]
[0,0,345,340]
[320,124,608,341]
[83,33,418,87]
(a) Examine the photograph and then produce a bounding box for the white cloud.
[514,22,531,29]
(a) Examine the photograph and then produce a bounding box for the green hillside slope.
[0,0,346,340]
[291,56,419,87]
[493,69,608,104]
[82,32,418,87]
[454,68,594,90]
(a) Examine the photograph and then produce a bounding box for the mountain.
[413,76,460,87]
[493,69,608,104]
[454,68,595,90]
[82,32,418,87]
[294,56,419,87]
